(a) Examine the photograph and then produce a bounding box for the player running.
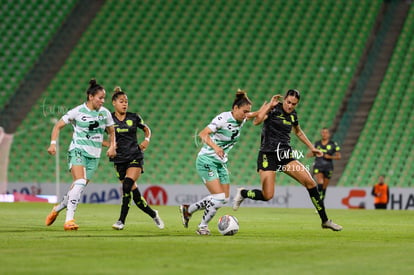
[232,89,343,231]
[180,90,252,235]
[108,86,164,230]
[45,79,116,230]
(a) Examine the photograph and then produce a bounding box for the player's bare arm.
[106,125,117,158]
[293,124,322,157]
[252,94,282,125]
[47,119,66,156]
[139,125,151,151]
[199,126,224,159]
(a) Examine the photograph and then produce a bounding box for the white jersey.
[61,103,114,158]
[198,111,246,163]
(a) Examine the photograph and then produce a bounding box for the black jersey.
[260,103,299,152]
[110,112,146,163]
[313,140,340,170]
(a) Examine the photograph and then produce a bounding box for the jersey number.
[88,121,99,131]
[231,130,239,140]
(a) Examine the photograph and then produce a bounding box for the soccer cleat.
[196,226,211,236]
[64,220,79,231]
[232,188,246,211]
[153,210,165,229]
[322,219,343,231]
[112,221,125,230]
[179,204,192,228]
[45,207,59,226]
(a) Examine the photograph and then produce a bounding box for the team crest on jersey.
[126,120,133,127]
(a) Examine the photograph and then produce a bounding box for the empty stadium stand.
[6,0,411,188]
[338,4,414,187]
[0,0,78,109]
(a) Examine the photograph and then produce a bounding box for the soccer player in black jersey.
[107,87,164,230]
[309,128,341,202]
[233,89,342,231]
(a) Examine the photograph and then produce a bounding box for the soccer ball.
[217,215,239,236]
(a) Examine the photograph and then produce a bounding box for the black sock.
[119,177,134,223]
[307,187,328,223]
[241,189,267,201]
[119,193,131,223]
[317,184,323,193]
[317,184,325,201]
[132,188,156,218]
[322,188,327,200]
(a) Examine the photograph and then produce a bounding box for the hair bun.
[232,88,251,108]
[89,78,97,87]
[236,89,247,98]
[113,86,122,93]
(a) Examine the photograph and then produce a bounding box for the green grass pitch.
[1,202,413,274]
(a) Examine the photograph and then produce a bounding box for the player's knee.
[304,179,317,189]
[263,192,273,201]
[73,178,87,186]
[122,177,134,194]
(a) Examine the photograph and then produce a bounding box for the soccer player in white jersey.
[45,79,116,231]
[179,90,252,235]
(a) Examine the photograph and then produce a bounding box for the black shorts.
[313,167,333,179]
[114,159,144,181]
[257,151,296,172]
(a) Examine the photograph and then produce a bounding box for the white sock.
[199,193,226,228]
[54,195,68,212]
[188,195,212,214]
[65,179,86,222]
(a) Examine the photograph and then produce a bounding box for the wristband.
[50,140,57,145]
[145,137,150,142]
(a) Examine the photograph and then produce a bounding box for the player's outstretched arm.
[251,95,282,125]
[293,124,322,157]
[246,101,266,120]
[47,119,66,155]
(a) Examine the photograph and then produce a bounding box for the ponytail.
[232,89,252,108]
[86,79,104,101]
[112,86,126,101]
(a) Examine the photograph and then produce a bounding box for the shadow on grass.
[0,226,210,238]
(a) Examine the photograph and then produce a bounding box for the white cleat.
[179,204,192,228]
[322,219,343,231]
[112,220,125,230]
[196,226,211,236]
[232,188,246,211]
[153,210,165,229]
